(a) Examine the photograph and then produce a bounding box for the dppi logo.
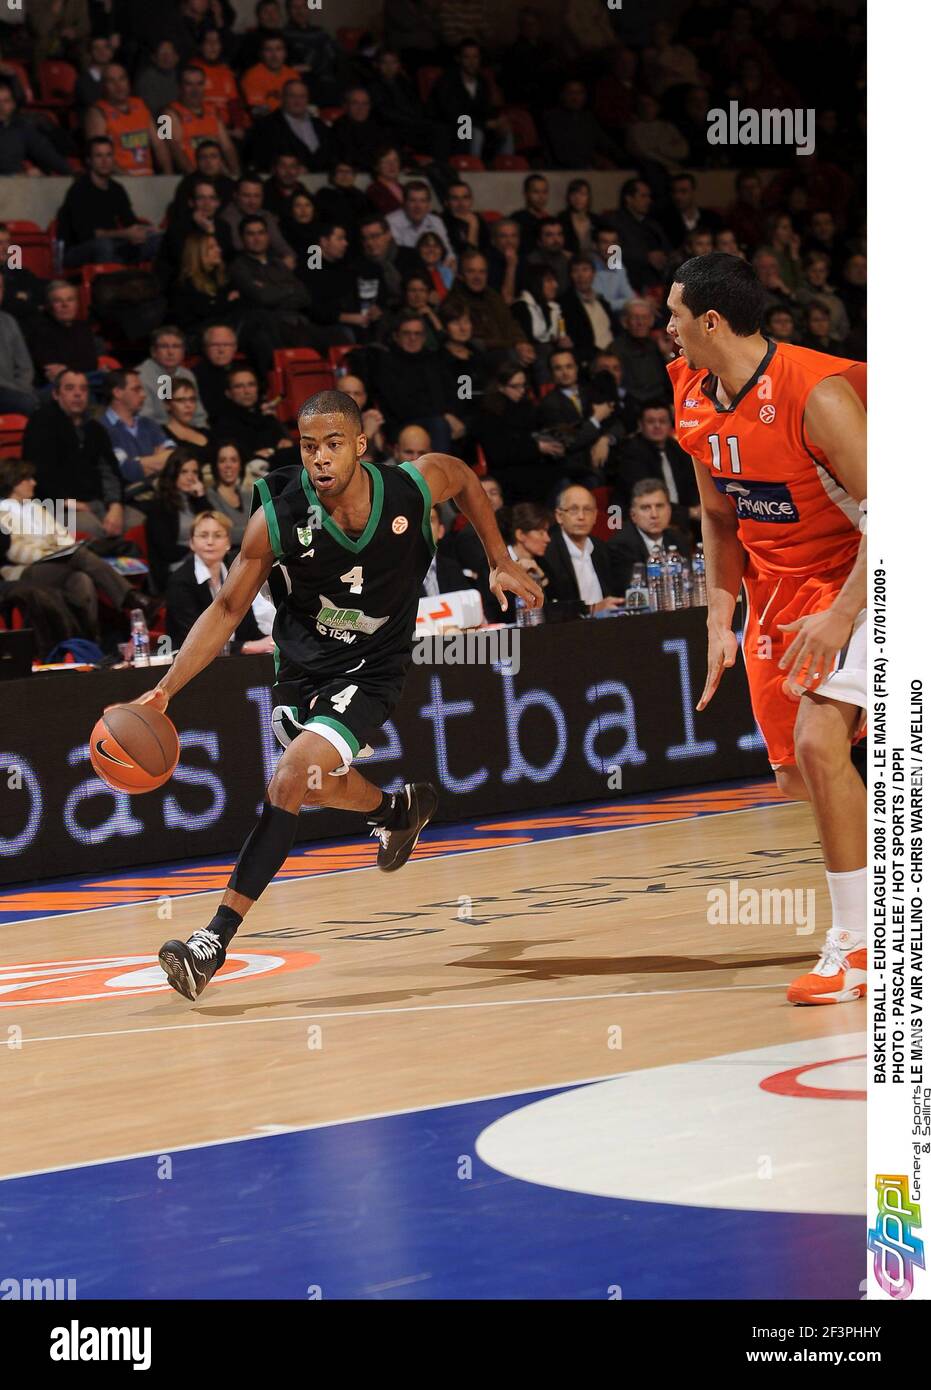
[0,952,319,1006]
[867,1175,925,1298]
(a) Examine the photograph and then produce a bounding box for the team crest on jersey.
[296,524,314,547]
[759,404,777,423]
[392,515,409,534]
[714,476,799,523]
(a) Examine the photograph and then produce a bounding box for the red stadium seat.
[473,443,488,478]
[590,486,614,542]
[269,349,335,424]
[327,344,355,375]
[337,27,365,52]
[537,381,556,398]
[417,66,442,104]
[37,60,78,106]
[479,209,503,223]
[97,355,122,371]
[449,153,485,171]
[318,106,345,124]
[77,263,126,317]
[501,106,539,154]
[492,154,529,171]
[5,221,54,279]
[0,414,28,459]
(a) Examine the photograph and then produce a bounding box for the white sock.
[825,867,867,946]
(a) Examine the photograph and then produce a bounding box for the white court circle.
[475,1033,865,1215]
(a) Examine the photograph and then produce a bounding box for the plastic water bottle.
[691,543,707,607]
[624,563,650,613]
[130,609,150,667]
[664,545,684,610]
[646,547,663,613]
[680,557,693,608]
[515,596,543,627]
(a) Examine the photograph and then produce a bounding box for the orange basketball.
[89,703,180,794]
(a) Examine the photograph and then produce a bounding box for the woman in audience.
[145,447,213,591]
[438,301,488,423]
[762,212,803,295]
[170,233,239,341]
[416,231,455,298]
[511,267,570,357]
[162,377,213,462]
[381,273,444,347]
[0,458,154,644]
[166,509,274,655]
[279,190,319,258]
[472,364,565,504]
[366,145,407,215]
[206,441,252,548]
[558,178,597,257]
[493,499,552,619]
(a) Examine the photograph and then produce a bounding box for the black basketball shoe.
[158,928,227,1001]
[368,782,438,872]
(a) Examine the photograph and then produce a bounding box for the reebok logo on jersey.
[714,476,799,523]
[315,596,389,635]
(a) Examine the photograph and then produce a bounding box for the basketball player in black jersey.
[136,390,543,1000]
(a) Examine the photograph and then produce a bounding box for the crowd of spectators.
[0,1,865,657]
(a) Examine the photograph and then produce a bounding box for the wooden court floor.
[1,796,864,1180]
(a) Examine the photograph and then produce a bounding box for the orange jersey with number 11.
[668,340,865,580]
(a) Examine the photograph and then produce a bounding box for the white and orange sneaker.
[787,929,867,1005]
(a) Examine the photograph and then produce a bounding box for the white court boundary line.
[1,1016,834,1185]
[1,791,793,928]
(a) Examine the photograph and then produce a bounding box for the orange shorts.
[741,570,866,768]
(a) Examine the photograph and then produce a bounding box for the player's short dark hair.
[674,252,766,336]
[298,389,363,434]
[631,476,670,502]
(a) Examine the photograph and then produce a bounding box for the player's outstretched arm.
[412,452,544,612]
[779,374,867,692]
[693,459,746,711]
[138,510,275,712]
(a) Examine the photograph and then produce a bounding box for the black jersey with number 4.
[251,459,436,681]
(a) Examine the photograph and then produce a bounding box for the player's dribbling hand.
[697,625,738,711]
[490,557,545,613]
[777,607,853,697]
[132,687,170,714]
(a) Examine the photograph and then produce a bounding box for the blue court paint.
[0,1083,860,1300]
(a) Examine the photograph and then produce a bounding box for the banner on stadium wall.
[0,610,768,885]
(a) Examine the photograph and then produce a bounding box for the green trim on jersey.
[253,477,283,559]
[398,460,436,555]
[307,714,361,755]
[301,459,384,555]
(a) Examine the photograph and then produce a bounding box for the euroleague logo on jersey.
[392,515,409,534]
[759,404,777,423]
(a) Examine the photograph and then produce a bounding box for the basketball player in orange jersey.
[666,253,866,1004]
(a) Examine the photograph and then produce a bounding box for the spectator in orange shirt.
[241,33,299,118]
[86,64,172,175]
[191,27,240,125]
[163,65,240,176]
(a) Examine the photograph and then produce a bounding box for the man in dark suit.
[539,484,623,615]
[613,401,701,532]
[657,172,722,253]
[244,79,332,172]
[421,507,469,597]
[559,257,615,368]
[538,350,620,483]
[607,477,692,592]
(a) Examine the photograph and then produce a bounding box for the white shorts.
[818,606,867,712]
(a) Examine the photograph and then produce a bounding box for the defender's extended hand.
[489,557,544,613]
[697,625,738,711]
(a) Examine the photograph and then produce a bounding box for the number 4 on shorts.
[330,685,358,713]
